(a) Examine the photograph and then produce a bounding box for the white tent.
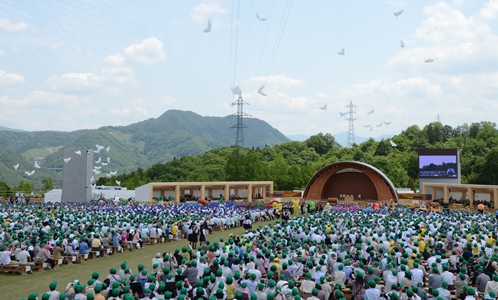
[44,189,62,203]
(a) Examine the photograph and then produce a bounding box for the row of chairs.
[0,236,166,276]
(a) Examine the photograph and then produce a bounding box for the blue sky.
[0,0,497,138]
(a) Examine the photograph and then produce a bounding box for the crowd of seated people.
[432,197,494,208]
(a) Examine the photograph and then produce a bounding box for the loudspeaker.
[61,147,93,203]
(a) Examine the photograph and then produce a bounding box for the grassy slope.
[0,220,277,300]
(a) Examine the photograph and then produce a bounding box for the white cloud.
[47,73,103,92]
[159,96,178,105]
[0,18,29,31]
[190,2,229,23]
[0,69,25,87]
[479,0,498,19]
[0,91,93,131]
[0,91,80,108]
[101,67,135,85]
[11,46,19,52]
[50,41,64,49]
[108,107,131,116]
[48,68,135,92]
[0,50,4,57]
[387,1,498,74]
[103,37,166,65]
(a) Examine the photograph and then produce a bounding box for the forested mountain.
[0,110,289,189]
[87,121,498,192]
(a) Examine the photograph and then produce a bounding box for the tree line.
[2,121,498,194]
[96,121,498,191]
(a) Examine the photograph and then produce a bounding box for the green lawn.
[0,221,276,300]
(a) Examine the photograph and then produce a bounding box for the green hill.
[0,110,289,189]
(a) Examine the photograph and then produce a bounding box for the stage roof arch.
[303,161,398,202]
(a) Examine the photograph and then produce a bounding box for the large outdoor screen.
[418,149,458,178]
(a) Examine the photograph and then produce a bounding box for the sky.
[0,0,498,138]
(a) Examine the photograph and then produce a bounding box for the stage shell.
[303,161,398,202]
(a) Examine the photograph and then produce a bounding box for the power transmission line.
[227,95,250,153]
[345,101,357,147]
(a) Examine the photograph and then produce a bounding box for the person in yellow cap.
[487,234,496,246]
[418,237,426,254]
[389,240,395,253]
[420,224,426,235]
[273,258,281,271]
[292,199,300,216]
[171,222,179,240]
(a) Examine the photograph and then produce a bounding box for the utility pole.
[345,101,357,147]
[435,113,442,122]
[227,95,250,153]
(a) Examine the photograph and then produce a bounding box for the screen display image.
[418,154,458,178]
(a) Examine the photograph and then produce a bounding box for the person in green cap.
[27,293,38,300]
[307,288,320,300]
[46,281,60,300]
[225,276,235,300]
[466,287,476,299]
[182,260,199,288]
[106,267,121,285]
[74,284,86,300]
[485,274,498,296]
[194,287,208,300]
[476,268,491,293]
[436,282,451,300]
[118,261,127,278]
[239,282,250,298]
[351,271,365,300]
[428,267,442,291]
[455,273,468,298]
[129,274,143,298]
[107,288,121,300]
[300,272,315,298]
[254,283,266,300]
[365,279,381,300]
[334,265,346,288]
[485,291,496,300]
[93,284,105,300]
[389,292,399,300]
[122,294,134,300]
[385,269,398,292]
[430,288,440,300]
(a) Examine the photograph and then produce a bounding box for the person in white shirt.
[17,246,30,265]
[364,280,381,300]
[464,287,477,300]
[0,246,17,265]
[441,265,455,289]
[411,263,424,286]
[197,257,209,278]
[152,252,164,270]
